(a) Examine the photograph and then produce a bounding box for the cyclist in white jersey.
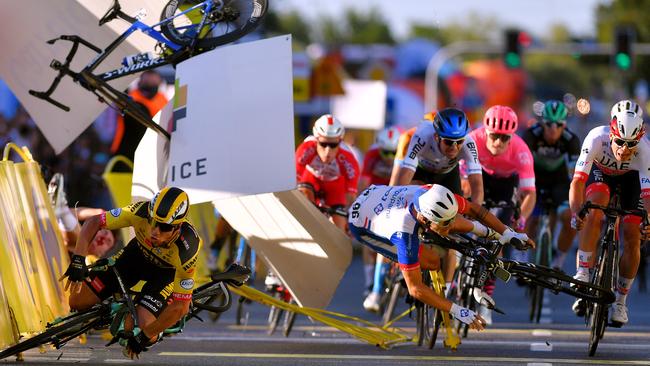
[392,108,483,203]
[570,100,650,325]
[349,184,532,328]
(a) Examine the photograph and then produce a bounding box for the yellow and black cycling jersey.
[99,201,202,299]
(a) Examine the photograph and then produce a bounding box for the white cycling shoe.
[363,292,381,313]
[610,302,628,327]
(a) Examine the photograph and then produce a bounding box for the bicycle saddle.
[211,263,251,286]
[99,0,123,26]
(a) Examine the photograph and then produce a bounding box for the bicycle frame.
[30,0,222,140]
[92,1,220,82]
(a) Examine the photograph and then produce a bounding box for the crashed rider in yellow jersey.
[60,187,202,359]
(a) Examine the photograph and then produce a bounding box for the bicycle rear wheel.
[530,230,551,323]
[160,0,268,50]
[382,277,404,326]
[0,308,105,360]
[588,247,613,356]
[267,292,285,336]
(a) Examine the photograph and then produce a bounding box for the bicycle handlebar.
[578,201,648,225]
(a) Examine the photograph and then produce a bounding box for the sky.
[277,0,608,40]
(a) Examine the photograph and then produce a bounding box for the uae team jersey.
[573,126,650,198]
[100,201,202,299]
[469,126,536,191]
[348,185,469,269]
[395,122,481,175]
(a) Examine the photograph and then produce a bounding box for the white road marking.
[532,329,552,336]
[530,342,553,352]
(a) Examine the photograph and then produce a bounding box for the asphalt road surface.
[2,251,650,366]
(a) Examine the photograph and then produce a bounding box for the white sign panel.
[170,35,295,204]
[132,101,174,202]
[331,80,387,130]
[0,1,164,153]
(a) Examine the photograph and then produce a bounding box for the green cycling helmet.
[542,100,568,124]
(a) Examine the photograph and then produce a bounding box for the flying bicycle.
[29,0,268,139]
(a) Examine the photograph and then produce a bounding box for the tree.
[316,7,395,45]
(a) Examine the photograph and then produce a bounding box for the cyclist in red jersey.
[296,114,360,232]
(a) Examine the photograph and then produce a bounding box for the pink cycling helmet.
[483,105,518,134]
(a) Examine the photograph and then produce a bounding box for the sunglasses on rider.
[318,141,340,149]
[436,217,455,228]
[151,220,178,232]
[439,137,465,147]
[543,120,566,128]
[488,132,512,143]
[612,137,640,148]
[379,149,396,159]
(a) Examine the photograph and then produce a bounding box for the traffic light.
[504,29,527,68]
[614,26,635,71]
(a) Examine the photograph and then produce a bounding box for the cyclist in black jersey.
[60,187,202,359]
[522,100,581,270]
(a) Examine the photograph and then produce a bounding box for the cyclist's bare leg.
[297,184,316,205]
[525,215,540,242]
[576,188,609,269]
[362,246,376,291]
[331,214,348,232]
[443,249,456,283]
[419,246,441,271]
[68,283,101,311]
[620,221,641,279]
[124,306,156,335]
[556,208,577,263]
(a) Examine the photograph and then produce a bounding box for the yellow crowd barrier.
[102,155,135,244]
[228,284,410,349]
[0,143,69,348]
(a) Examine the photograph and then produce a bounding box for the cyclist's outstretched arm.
[462,202,534,248]
[519,189,536,220]
[569,177,586,229]
[389,166,415,186]
[467,173,484,205]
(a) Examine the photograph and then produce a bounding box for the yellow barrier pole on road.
[228,284,410,349]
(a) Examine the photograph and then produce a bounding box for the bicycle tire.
[267,292,285,336]
[415,300,427,346]
[382,280,403,326]
[426,308,442,349]
[282,305,297,337]
[160,0,268,50]
[0,308,105,360]
[588,246,613,356]
[235,296,247,325]
[530,230,551,323]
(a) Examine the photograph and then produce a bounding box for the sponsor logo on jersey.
[110,208,121,217]
[373,203,384,215]
[408,137,426,160]
[180,279,194,290]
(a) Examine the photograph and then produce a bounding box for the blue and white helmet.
[433,108,470,139]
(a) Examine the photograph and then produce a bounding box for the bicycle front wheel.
[0,307,105,360]
[160,0,268,50]
[588,247,614,356]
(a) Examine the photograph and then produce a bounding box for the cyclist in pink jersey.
[296,114,360,232]
[468,105,536,324]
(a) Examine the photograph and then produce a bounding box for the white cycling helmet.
[610,100,645,140]
[313,114,345,138]
[376,127,400,151]
[416,184,458,223]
